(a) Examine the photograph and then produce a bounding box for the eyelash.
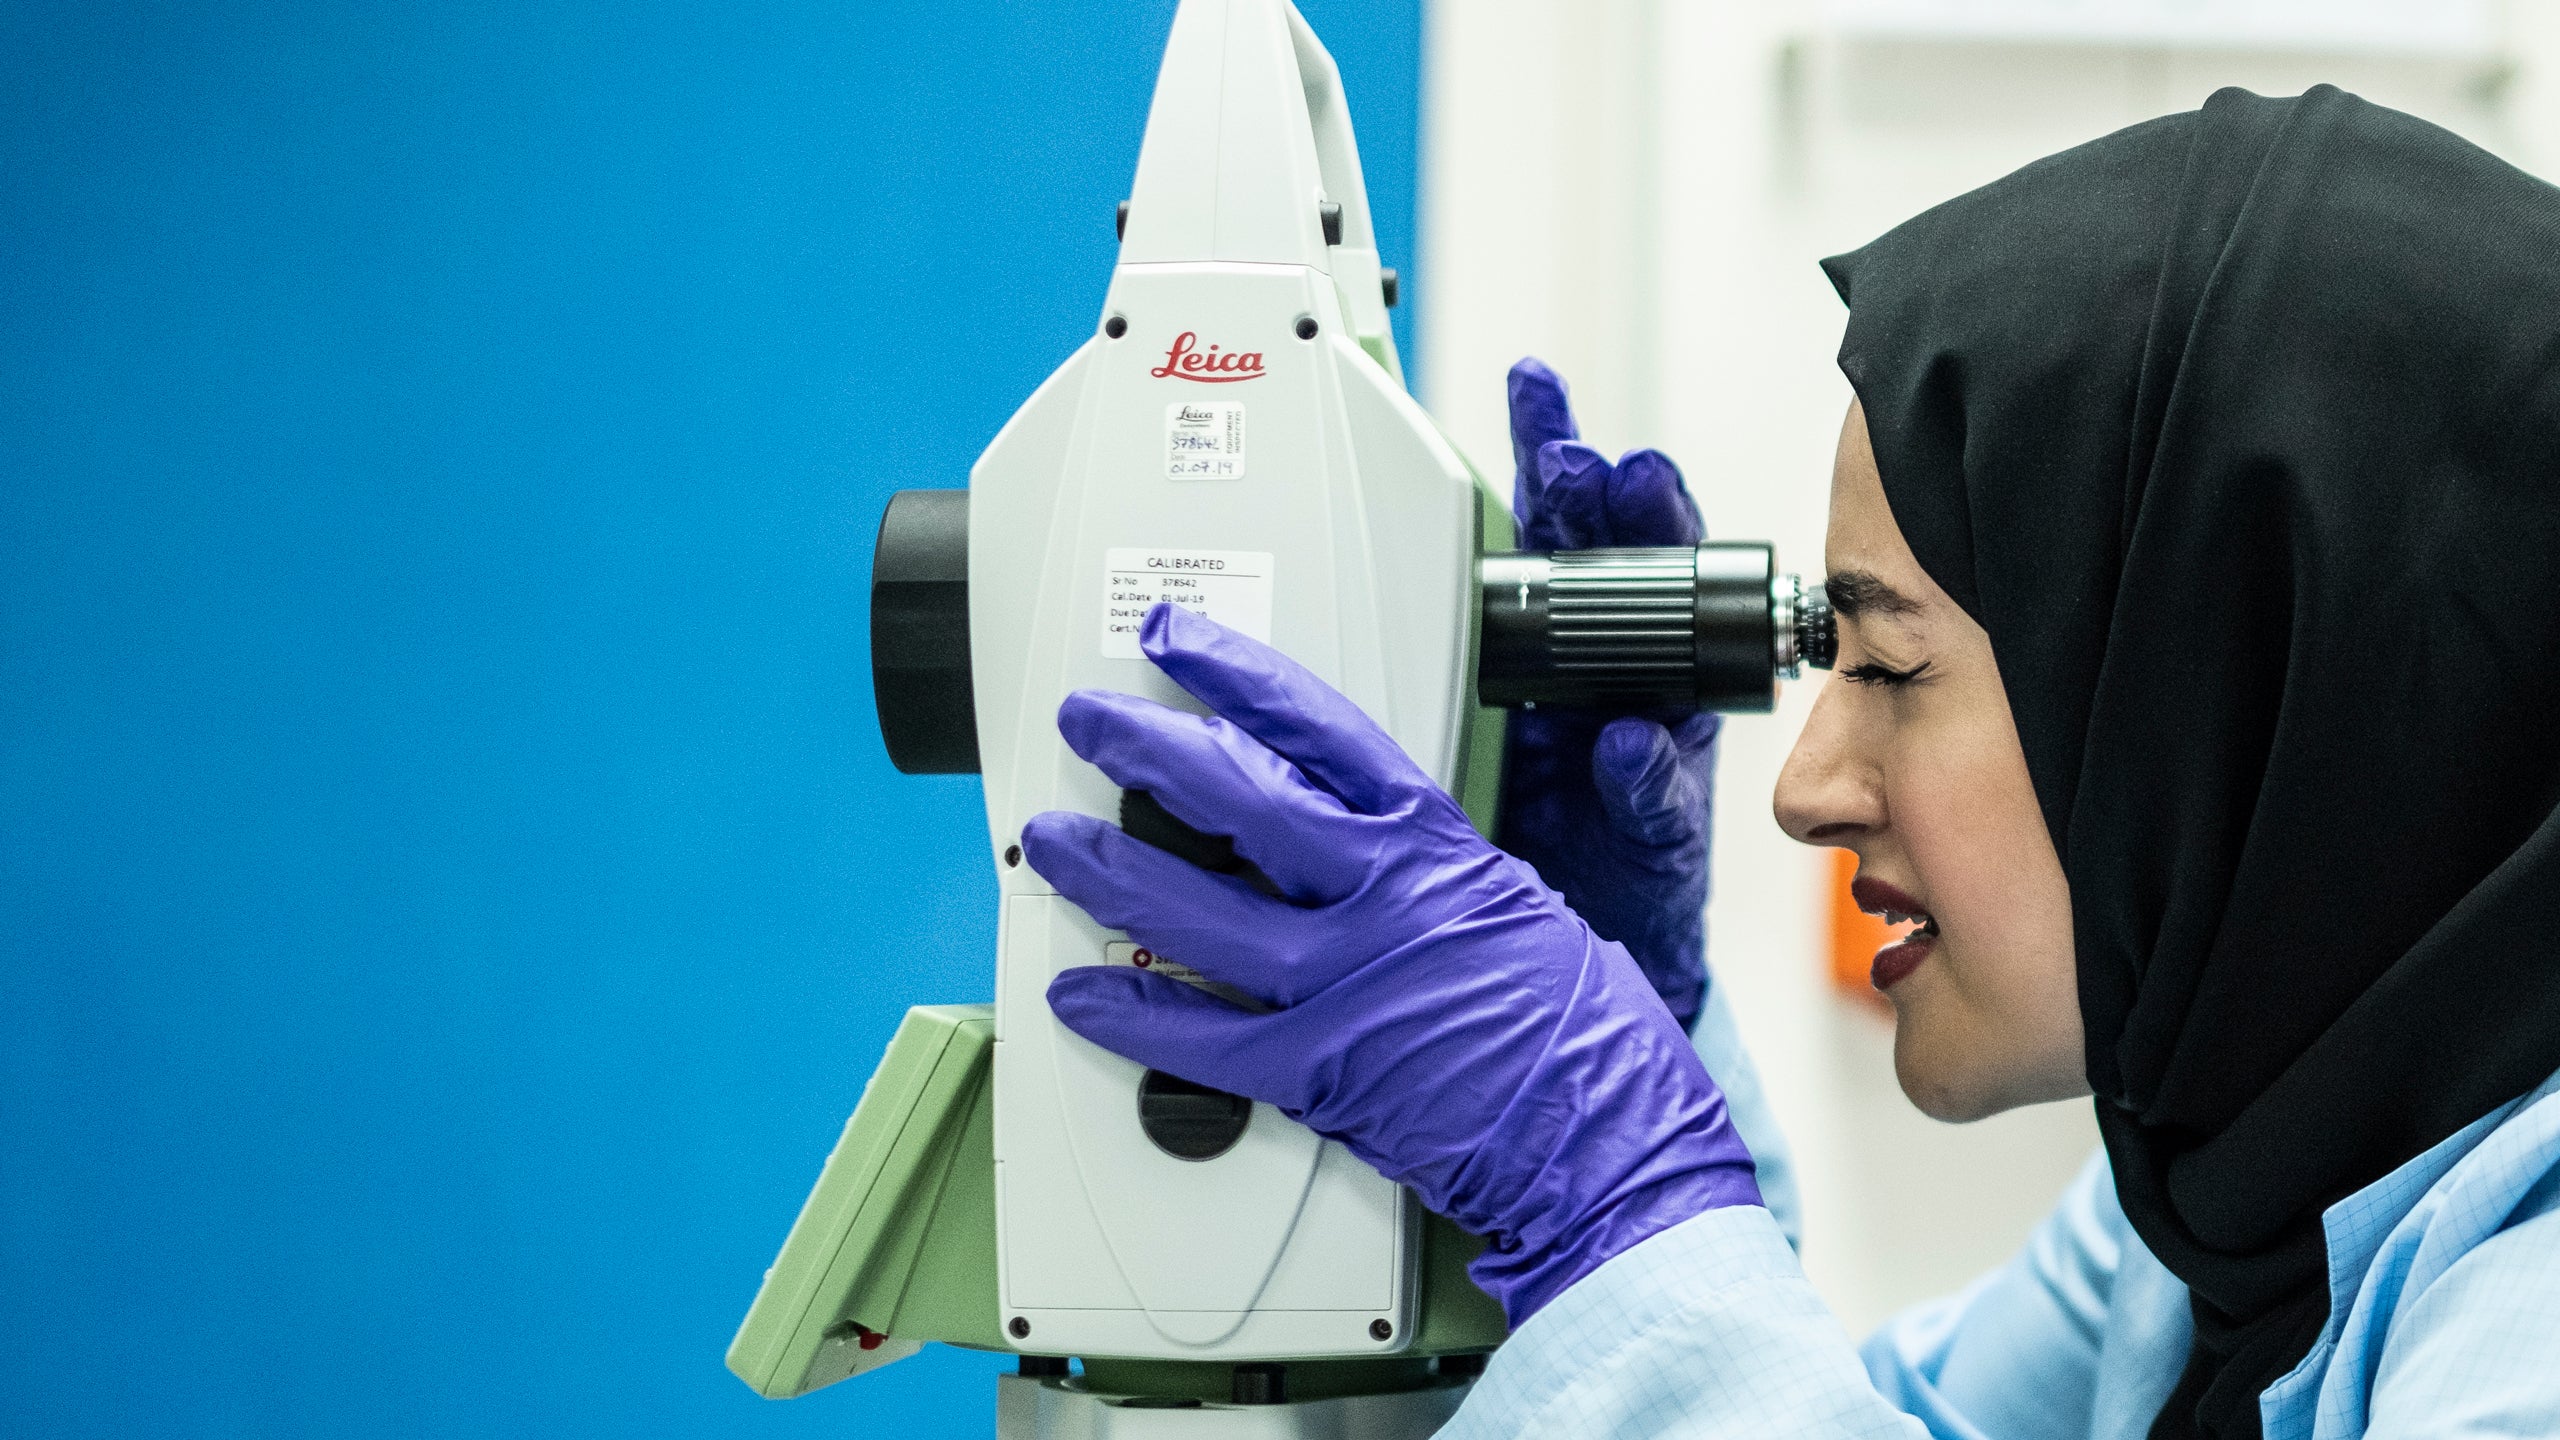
[1839,659,1933,688]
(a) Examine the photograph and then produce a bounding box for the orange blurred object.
[1826,846,1897,1004]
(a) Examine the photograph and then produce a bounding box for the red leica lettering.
[1148,331,1265,383]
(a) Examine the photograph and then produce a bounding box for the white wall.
[1421,0,2557,1334]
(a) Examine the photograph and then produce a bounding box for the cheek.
[1883,732,2032,945]
[1881,714,2076,1022]
[1876,707,2083,1112]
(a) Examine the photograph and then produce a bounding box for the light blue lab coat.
[1443,989,2560,1439]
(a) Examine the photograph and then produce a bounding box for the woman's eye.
[1838,659,1934,688]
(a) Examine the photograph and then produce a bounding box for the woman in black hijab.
[1039,82,2560,1440]
[1787,82,2560,1439]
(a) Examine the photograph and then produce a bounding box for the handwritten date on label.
[1164,401,1245,480]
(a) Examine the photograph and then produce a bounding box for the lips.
[1849,873,1939,991]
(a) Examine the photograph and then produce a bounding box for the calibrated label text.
[1100,548,1275,658]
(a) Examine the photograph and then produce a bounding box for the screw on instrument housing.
[1004,844,1023,867]
[1294,316,1318,341]
[1009,1316,1031,1340]
[1369,1318,1393,1341]
[1104,315,1127,339]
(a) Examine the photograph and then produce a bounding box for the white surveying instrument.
[729,2,1832,1435]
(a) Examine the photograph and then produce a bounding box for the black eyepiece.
[1477,542,1824,712]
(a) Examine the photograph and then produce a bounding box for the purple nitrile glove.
[1498,357,1721,1030]
[1025,602,1760,1325]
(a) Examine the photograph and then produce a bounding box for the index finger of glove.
[1608,449,1704,547]
[1137,603,1436,818]
[1056,688,1370,904]
[1532,441,1615,549]
[1506,357,1580,489]
[1021,811,1304,1000]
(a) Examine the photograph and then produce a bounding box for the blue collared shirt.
[1444,1048,2560,1438]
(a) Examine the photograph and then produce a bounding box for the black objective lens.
[1476,543,1833,713]
[870,490,979,774]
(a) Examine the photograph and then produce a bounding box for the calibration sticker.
[1164,400,1246,480]
[1101,547,1274,658]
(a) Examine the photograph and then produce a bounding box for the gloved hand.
[1498,358,1720,1030]
[1026,603,1761,1324]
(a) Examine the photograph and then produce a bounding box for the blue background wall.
[0,3,1419,1434]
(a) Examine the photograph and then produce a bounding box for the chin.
[1894,1057,2007,1122]
[1897,1070,2009,1122]
[1889,1006,2037,1123]
[1883,951,2090,1121]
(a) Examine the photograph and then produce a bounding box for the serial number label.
[1164,401,1245,480]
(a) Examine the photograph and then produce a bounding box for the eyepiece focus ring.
[1794,581,1835,672]
[1772,574,1836,677]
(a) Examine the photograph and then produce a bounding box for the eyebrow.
[1825,569,1922,620]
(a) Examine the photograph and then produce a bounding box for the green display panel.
[728,1004,1003,1398]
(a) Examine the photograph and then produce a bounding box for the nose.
[1774,682,1883,846]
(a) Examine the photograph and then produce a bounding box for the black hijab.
[1822,86,2560,1439]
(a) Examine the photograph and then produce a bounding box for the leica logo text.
[1149,331,1265,383]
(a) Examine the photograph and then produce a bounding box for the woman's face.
[1772,401,2087,1121]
